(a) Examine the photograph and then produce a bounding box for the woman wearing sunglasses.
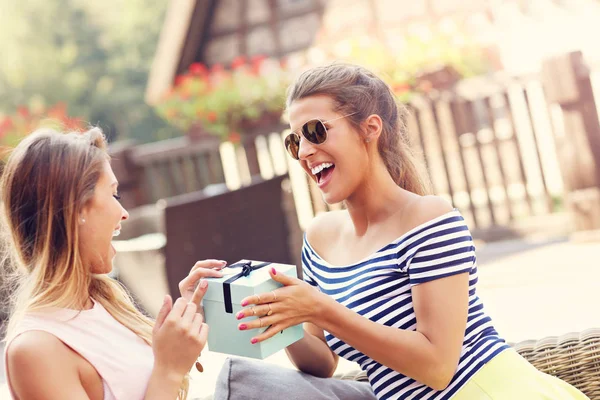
[235,64,588,399]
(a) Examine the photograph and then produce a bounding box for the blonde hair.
[0,128,188,398]
[286,63,431,195]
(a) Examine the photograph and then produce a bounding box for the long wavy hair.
[0,128,188,398]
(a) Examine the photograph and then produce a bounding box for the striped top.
[302,210,510,400]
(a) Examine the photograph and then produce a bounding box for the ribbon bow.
[223,261,271,313]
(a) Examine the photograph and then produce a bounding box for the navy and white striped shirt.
[302,210,510,399]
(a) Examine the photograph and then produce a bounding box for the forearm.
[144,365,185,400]
[285,326,338,378]
[315,299,455,390]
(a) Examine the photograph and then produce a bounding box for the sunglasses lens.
[302,120,327,144]
[284,134,300,159]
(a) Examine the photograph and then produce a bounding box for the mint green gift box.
[203,259,304,359]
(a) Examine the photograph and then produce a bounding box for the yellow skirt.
[453,349,590,399]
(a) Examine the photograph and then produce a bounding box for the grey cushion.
[212,357,376,400]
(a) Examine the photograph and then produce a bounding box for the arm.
[240,198,471,390]
[285,322,339,378]
[8,297,210,400]
[312,198,469,389]
[284,212,341,377]
[315,273,469,390]
[7,331,92,400]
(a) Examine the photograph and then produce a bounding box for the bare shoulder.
[401,195,454,230]
[7,330,70,365]
[7,331,83,398]
[306,210,347,247]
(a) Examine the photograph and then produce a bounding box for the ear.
[79,203,91,225]
[363,114,383,143]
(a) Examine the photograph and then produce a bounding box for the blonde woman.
[1,128,225,399]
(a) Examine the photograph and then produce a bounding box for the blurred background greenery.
[0,0,179,143]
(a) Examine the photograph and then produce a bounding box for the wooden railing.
[110,53,600,235]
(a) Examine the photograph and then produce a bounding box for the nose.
[297,136,316,160]
[121,206,129,221]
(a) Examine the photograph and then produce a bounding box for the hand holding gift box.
[203,260,304,359]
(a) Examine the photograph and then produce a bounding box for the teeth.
[112,230,121,238]
[311,163,333,176]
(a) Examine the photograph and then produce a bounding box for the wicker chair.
[335,328,600,399]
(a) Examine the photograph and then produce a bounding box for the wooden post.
[541,51,600,231]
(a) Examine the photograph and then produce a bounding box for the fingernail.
[251,338,258,344]
[241,300,248,306]
[200,280,208,289]
[239,324,247,331]
[236,312,244,320]
[271,267,277,275]
[220,260,227,264]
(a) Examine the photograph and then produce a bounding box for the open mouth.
[311,163,335,185]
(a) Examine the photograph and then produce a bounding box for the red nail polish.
[271,267,277,275]
[251,338,258,344]
[236,312,244,320]
[241,300,248,306]
[239,324,247,331]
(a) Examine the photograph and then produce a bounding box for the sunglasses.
[284,113,357,160]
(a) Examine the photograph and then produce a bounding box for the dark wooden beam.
[176,0,217,75]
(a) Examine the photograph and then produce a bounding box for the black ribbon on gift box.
[223,261,271,313]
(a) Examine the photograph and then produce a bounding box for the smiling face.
[288,95,370,204]
[79,160,129,274]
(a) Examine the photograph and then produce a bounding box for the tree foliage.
[0,0,176,143]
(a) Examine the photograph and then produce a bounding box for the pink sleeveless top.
[3,299,154,399]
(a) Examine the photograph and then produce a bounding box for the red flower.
[251,55,267,75]
[0,117,14,134]
[47,103,67,120]
[63,117,84,130]
[180,89,191,100]
[206,111,218,122]
[231,56,247,70]
[17,106,29,118]
[211,63,224,74]
[189,62,208,76]
[174,74,191,87]
[228,131,241,144]
[392,83,411,94]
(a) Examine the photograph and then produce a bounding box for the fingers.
[153,295,172,334]
[241,288,281,307]
[191,312,203,334]
[168,297,189,321]
[249,323,286,344]
[198,323,209,347]
[236,304,274,320]
[182,301,197,325]
[179,268,223,297]
[238,314,277,332]
[191,259,227,273]
[269,267,299,286]
[190,279,209,306]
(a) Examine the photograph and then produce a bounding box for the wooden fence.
[112,71,570,234]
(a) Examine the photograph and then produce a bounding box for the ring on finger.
[267,304,273,316]
[258,318,263,328]
[251,307,256,316]
[256,294,262,303]
[271,291,277,301]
